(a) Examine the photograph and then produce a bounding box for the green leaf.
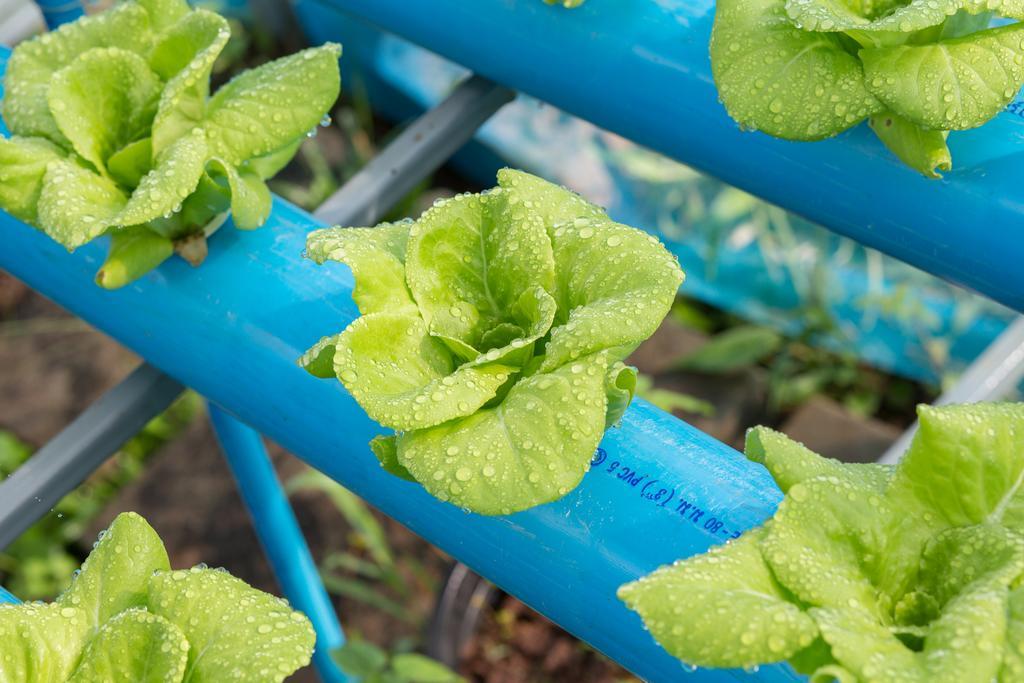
[207,159,271,230]
[117,128,208,228]
[203,43,341,164]
[495,167,607,229]
[333,311,515,431]
[396,354,609,515]
[148,567,315,683]
[869,111,951,178]
[96,226,174,289]
[861,23,1024,131]
[1001,586,1024,681]
[1,2,153,143]
[298,333,343,379]
[539,217,683,372]
[888,403,1024,529]
[813,582,1007,683]
[404,192,555,350]
[761,476,892,617]
[68,608,190,683]
[676,325,782,373]
[744,426,892,494]
[48,47,161,175]
[0,136,65,223]
[0,602,88,682]
[783,0,956,36]
[36,160,127,249]
[58,511,170,637]
[604,362,637,428]
[151,10,230,157]
[137,0,192,33]
[618,530,818,669]
[370,435,416,482]
[305,223,416,316]
[331,640,388,677]
[108,137,154,189]
[914,525,1024,607]
[244,139,303,180]
[391,653,463,682]
[710,0,881,140]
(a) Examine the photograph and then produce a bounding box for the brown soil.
[459,594,639,683]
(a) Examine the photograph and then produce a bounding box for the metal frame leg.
[209,403,350,683]
[0,363,183,551]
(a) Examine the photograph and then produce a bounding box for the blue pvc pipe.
[0,203,795,682]
[33,0,84,30]
[294,0,1024,314]
[0,586,18,604]
[208,403,349,683]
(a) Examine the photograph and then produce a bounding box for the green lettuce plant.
[710,0,1024,176]
[300,169,683,515]
[0,0,340,287]
[0,511,315,682]
[620,402,1024,682]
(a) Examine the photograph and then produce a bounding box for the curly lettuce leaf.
[206,158,271,230]
[622,402,1024,680]
[108,137,154,189]
[0,603,88,682]
[150,9,230,157]
[710,0,882,140]
[67,609,189,683]
[405,192,555,350]
[0,136,65,223]
[813,583,1008,683]
[148,567,315,682]
[57,511,170,636]
[618,530,818,669]
[745,425,892,493]
[540,216,683,371]
[1,2,153,143]
[869,111,952,178]
[47,47,161,176]
[306,224,416,316]
[861,23,1024,130]
[333,310,516,432]
[396,355,609,515]
[203,43,342,165]
[36,160,127,249]
[889,403,1024,528]
[369,435,416,482]
[116,129,209,228]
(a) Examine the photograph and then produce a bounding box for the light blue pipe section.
[295,0,1024,314]
[0,199,796,682]
[34,0,84,30]
[0,586,18,604]
[208,403,349,683]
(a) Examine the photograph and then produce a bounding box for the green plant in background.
[543,0,586,7]
[301,169,683,515]
[287,469,435,624]
[0,511,315,682]
[0,393,199,600]
[0,0,341,287]
[710,0,1024,176]
[621,402,1024,682]
[334,639,464,683]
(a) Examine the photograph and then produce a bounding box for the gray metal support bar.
[0,363,183,550]
[0,73,512,550]
[879,316,1024,464]
[313,74,514,225]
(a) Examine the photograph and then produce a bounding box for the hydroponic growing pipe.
[0,50,793,678]
[293,0,1024,313]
